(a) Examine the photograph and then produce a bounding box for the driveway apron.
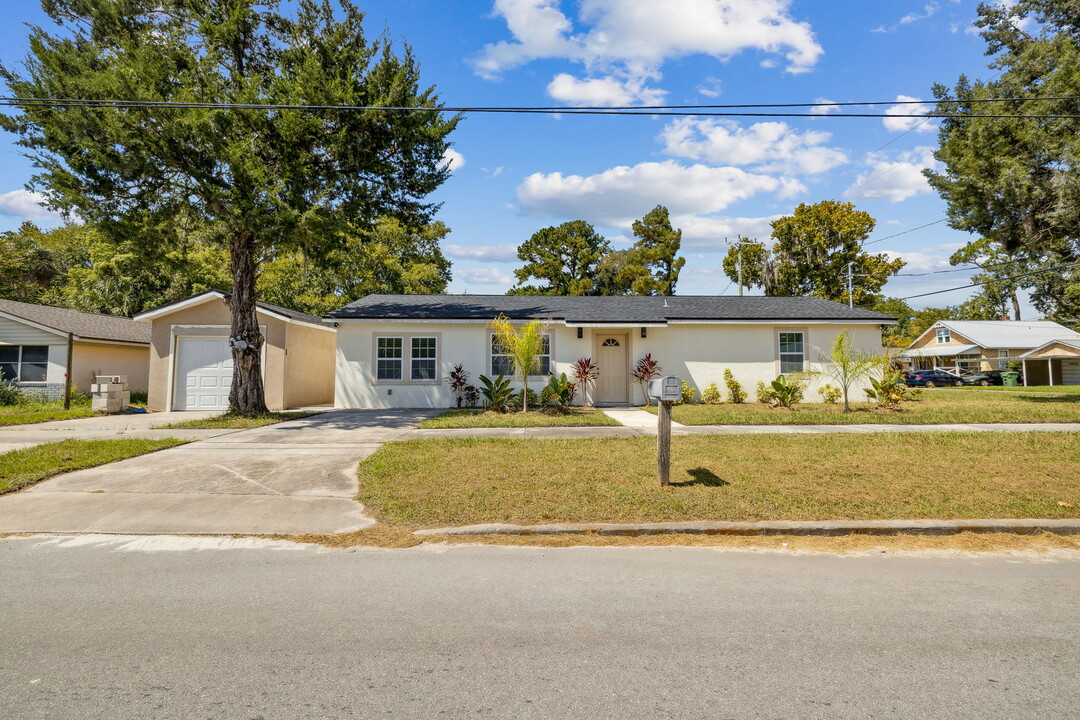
[0,410,436,535]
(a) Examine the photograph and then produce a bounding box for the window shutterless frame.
[372,333,441,385]
[777,331,805,374]
[375,336,404,381]
[0,345,49,383]
[936,327,951,344]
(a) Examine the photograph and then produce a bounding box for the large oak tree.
[1,0,458,411]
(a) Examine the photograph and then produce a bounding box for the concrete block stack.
[91,375,130,413]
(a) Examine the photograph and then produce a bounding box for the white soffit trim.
[134,292,226,322]
[665,319,886,325]
[0,309,71,339]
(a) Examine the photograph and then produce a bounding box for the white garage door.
[174,337,232,410]
[1063,359,1080,386]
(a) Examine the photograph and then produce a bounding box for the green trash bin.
[1001,371,1019,387]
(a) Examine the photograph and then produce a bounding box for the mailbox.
[649,375,682,402]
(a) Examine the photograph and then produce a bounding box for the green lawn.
[152,411,317,430]
[0,403,97,426]
[646,386,1080,425]
[358,432,1080,526]
[418,408,620,429]
[0,438,188,495]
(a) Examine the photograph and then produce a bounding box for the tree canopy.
[722,200,904,305]
[0,0,458,411]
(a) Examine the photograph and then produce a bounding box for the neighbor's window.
[375,337,403,381]
[936,327,951,344]
[490,333,551,376]
[778,332,805,374]
[0,345,48,383]
[998,349,1009,370]
[410,337,438,381]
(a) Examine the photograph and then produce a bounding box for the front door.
[595,333,628,404]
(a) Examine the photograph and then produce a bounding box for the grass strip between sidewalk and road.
[0,405,97,426]
[418,408,620,429]
[0,438,188,495]
[152,411,317,430]
[646,386,1080,425]
[357,432,1079,527]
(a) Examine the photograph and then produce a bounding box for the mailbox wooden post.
[649,376,681,487]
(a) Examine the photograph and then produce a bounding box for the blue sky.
[0,1,1020,310]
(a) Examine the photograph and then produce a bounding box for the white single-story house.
[327,294,895,409]
[1018,339,1080,386]
[134,290,336,411]
[897,320,1080,381]
[0,298,150,397]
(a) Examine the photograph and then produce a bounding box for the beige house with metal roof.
[0,299,150,397]
[1018,339,1080,386]
[898,319,1080,382]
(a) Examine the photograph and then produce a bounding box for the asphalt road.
[2,536,1078,719]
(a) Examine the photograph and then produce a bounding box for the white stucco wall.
[334,320,886,409]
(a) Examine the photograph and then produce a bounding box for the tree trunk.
[229,233,268,414]
[1011,291,1022,321]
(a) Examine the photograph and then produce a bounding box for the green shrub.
[512,387,539,409]
[478,374,514,412]
[539,373,576,408]
[755,381,774,405]
[128,390,148,405]
[724,369,746,404]
[463,385,480,407]
[677,380,697,405]
[768,375,804,410]
[0,381,23,406]
[818,383,842,404]
[700,382,722,404]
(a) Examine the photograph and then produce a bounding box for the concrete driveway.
[0,411,228,452]
[0,410,437,535]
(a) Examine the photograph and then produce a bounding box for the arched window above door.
[602,338,620,347]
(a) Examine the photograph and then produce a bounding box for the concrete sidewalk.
[0,410,231,452]
[0,410,438,535]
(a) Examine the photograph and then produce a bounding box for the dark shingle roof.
[0,299,151,344]
[327,294,896,324]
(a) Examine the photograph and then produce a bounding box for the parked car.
[904,369,965,387]
[964,369,1022,386]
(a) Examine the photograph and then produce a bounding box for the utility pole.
[847,262,854,308]
[737,241,744,297]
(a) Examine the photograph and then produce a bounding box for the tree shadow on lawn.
[1014,393,1080,403]
[670,467,729,487]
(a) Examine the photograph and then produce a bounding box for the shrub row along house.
[325,295,894,409]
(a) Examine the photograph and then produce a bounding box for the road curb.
[413,518,1080,537]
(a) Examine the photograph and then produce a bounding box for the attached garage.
[1019,339,1080,387]
[136,290,336,411]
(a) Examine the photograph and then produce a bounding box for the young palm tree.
[490,315,551,412]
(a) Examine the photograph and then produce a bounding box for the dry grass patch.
[654,386,1080,425]
[280,528,1080,555]
[418,408,620,429]
[358,433,1080,526]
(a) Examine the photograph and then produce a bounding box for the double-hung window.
[998,349,1009,370]
[490,333,551,376]
[375,335,439,383]
[375,337,403,381]
[0,345,48,383]
[936,327,951,344]
[778,332,805,374]
[410,337,438,381]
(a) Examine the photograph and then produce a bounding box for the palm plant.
[569,357,599,407]
[490,315,551,412]
[809,332,881,412]
[632,353,662,406]
[477,374,514,412]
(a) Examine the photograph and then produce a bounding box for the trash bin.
[1001,371,1019,387]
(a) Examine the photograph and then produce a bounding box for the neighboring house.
[0,299,150,397]
[134,290,336,411]
[1018,339,1080,386]
[897,320,1080,382]
[327,294,895,409]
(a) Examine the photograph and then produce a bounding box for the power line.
[864,219,948,247]
[4,97,1080,119]
[897,261,1080,300]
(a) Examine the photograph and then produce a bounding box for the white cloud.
[674,214,781,250]
[659,118,847,174]
[696,76,722,98]
[0,190,61,221]
[442,148,466,172]
[900,3,938,25]
[883,95,936,133]
[474,0,823,104]
[458,267,514,285]
[517,160,803,227]
[546,72,665,106]
[444,243,519,262]
[808,97,839,115]
[844,147,939,203]
[881,249,950,274]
